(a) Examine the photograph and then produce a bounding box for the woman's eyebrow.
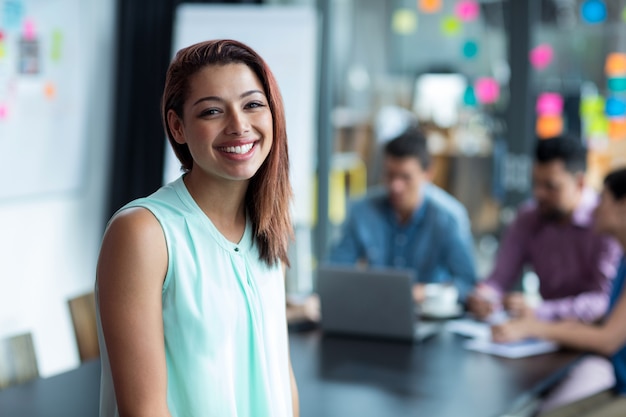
[192,90,265,107]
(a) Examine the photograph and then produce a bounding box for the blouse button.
[234,247,239,252]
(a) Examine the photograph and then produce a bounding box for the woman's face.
[168,63,273,184]
[594,186,626,236]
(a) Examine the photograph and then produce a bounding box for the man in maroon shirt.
[468,135,621,323]
[467,135,622,413]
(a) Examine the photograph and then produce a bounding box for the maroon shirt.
[484,188,622,322]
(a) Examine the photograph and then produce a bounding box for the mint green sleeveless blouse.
[97,176,293,417]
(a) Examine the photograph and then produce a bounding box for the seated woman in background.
[492,166,626,417]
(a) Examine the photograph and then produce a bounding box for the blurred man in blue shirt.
[328,125,477,303]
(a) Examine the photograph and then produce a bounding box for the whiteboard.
[0,0,87,200]
[163,4,319,226]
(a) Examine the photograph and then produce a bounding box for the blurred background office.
[1,0,626,380]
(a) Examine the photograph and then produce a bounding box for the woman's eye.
[200,108,219,117]
[247,101,265,109]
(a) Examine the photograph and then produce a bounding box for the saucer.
[420,304,463,319]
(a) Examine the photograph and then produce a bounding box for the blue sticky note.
[605,96,626,117]
[2,0,24,29]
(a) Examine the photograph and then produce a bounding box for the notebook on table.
[316,265,442,343]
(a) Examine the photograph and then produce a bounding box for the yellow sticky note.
[441,16,462,36]
[51,29,63,61]
[392,9,418,35]
[588,114,609,135]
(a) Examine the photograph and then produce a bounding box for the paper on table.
[464,338,559,359]
[445,318,491,339]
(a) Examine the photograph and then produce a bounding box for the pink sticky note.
[23,18,36,40]
[474,77,500,104]
[0,104,8,120]
[529,44,553,70]
[455,0,480,22]
[536,92,564,116]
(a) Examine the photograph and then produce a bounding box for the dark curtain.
[107,0,261,220]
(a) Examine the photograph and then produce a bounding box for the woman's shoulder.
[103,207,165,257]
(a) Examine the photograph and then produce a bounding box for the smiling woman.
[96,40,297,417]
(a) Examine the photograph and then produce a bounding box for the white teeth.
[223,143,254,154]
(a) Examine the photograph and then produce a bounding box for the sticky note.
[581,0,607,24]
[536,92,564,116]
[462,40,479,59]
[419,0,442,14]
[587,114,608,135]
[392,9,418,35]
[536,115,564,139]
[455,1,480,22]
[2,0,24,29]
[0,104,7,120]
[441,16,462,36]
[463,85,477,107]
[0,42,5,59]
[581,95,605,117]
[44,82,56,99]
[474,77,499,104]
[605,96,626,117]
[608,118,626,141]
[605,53,626,76]
[622,6,626,22]
[23,17,35,40]
[608,77,626,92]
[51,29,63,61]
[529,44,553,70]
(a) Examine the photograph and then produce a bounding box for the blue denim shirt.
[328,184,477,301]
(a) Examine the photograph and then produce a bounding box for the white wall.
[0,0,116,377]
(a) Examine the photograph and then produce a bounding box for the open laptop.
[316,265,442,343]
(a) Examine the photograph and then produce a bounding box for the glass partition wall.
[268,0,626,295]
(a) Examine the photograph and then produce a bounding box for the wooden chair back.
[68,292,100,362]
[0,332,39,389]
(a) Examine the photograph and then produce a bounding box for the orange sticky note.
[608,118,626,141]
[44,82,56,99]
[605,53,626,76]
[419,0,442,13]
[536,115,564,139]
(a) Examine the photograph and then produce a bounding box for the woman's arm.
[493,285,626,357]
[290,357,299,417]
[97,208,171,417]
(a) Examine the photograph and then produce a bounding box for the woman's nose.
[225,110,250,135]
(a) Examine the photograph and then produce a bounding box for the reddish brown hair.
[161,39,293,266]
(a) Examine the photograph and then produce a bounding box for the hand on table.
[466,292,494,320]
[412,283,426,303]
[504,292,535,319]
[491,317,536,343]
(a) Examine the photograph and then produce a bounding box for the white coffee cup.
[421,283,459,317]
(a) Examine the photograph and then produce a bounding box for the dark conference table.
[0,327,582,417]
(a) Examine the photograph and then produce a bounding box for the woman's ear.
[167,110,186,144]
